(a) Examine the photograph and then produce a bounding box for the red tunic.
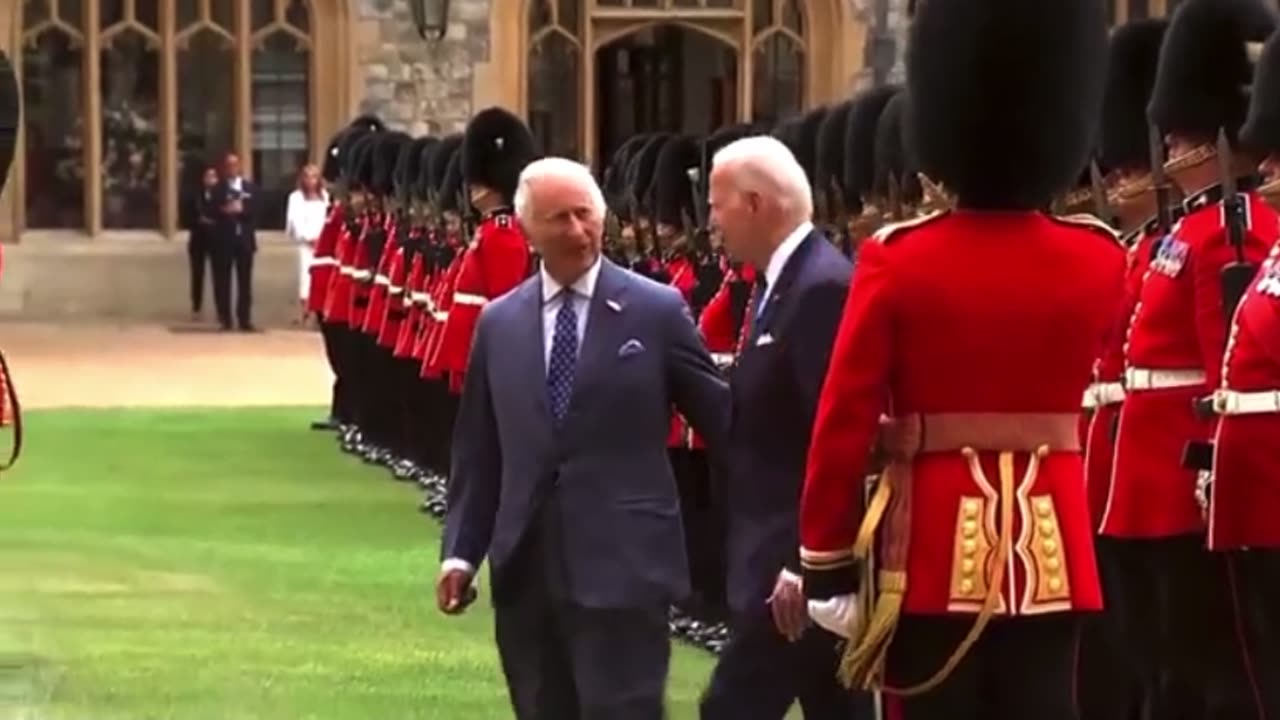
[362,218,398,337]
[307,205,344,316]
[666,255,696,305]
[800,211,1124,615]
[322,222,358,325]
[393,251,428,359]
[432,211,530,389]
[1209,233,1280,549]
[376,242,409,348]
[1103,189,1274,538]
[345,230,372,332]
[1082,223,1161,527]
[420,245,466,374]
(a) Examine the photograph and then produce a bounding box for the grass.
[0,408,719,719]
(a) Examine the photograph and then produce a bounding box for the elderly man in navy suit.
[435,156,730,720]
[699,136,871,720]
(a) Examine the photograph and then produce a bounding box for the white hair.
[711,135,814,221]
[514,157,607,222]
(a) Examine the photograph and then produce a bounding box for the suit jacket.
[443,257,730,609]
[725,231,851,616]
[210,177,259,252]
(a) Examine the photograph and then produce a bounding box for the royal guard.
[625,134,675,283]
[841,86,898,252]
[1101,1,1277,716]
[420,150,468,382]
[799,0,1122,717]
[872,91,925,223]
[431,107,535,394]
[814,101,854,238]
[1202,24,1280,717]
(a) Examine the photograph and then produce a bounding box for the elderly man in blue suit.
[435,156,730,720]
[698,135,872,720]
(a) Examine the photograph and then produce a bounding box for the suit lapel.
[568,259,629,415]
[753,231,819,340]
[518,280,551,424]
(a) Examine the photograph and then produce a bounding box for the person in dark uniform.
[184,165,220,320]
[210,152,259,332]
[800,1,1121,719]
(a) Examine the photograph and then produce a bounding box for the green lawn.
[0,408,718,719]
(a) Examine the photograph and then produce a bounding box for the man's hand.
[435,567,476,615]
[807,593,859,639]
[767,569,809,642]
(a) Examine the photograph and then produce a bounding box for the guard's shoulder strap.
[871,209,949,245]
[1050,213,1123,249]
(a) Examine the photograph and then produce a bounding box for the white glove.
[807,593,859,639]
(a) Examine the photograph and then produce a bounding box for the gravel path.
[1,322,331,410]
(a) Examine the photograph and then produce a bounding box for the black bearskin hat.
[372,132,412,197]
[703,123,756,173]
[423,134,462,201]
[347,113,386,134]
[815,101,853,203]
[626,134,672,215]
[0,50,16,197]
[396,136,436,201]
[793,107,828,184]
[439,151,464,213]
[844,85,899,206]
[1241,22,1280,154]
[603,135,651,217]
[908,0,1108,209]
[874,92,922,207]
[1148,0,1276,145]
[322,129,350,183]
[1101,20,1169,172]
[333,128,374,184]
[653,135,701,228]
[461,106,539,205]
[348,133,381,191]
[772,117,803,160]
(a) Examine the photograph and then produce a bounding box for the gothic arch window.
[16,0,317,234]
[527,0,582,159]
[751,0,806,125]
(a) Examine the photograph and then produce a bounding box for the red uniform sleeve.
[479,224,530,299]
[698,276,736,353]
[800,239,896,599]
[1193,224,1272,388]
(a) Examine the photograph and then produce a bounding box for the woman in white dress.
[285,164,329,322]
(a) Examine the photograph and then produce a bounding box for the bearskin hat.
[348,133,382,191]
[422,134,462,201]
[331,128,372,184]
[793,107,828,184]
[908,0,1108,209]
[347,113,386,134]
[653,134,701,228]
[1241,24,1280,154]
[439,151,465,213]
[703,123,756,172]
[772,116,803,161]
[1149,0,1276,145]
[1100,20,1169,172]
[815,101,853,204]
[461,106,538,205]
[371,132,412,197]
[626,134,673,215]
[844,85,899,206]
[873,92,922,208]
[0,50,16,196]
[396,136,436,201]
[322,129,350,183]
[603,135,651,218]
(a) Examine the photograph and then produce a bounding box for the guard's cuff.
[800,547,860,600]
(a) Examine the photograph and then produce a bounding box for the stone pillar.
[353,0,493,135]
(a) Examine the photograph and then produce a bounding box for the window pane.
[60,0,85,32]
[252,0,275,31]
[100,0,123,28]
[178,29,236,229]
[177,0,199,30]
[527,32,580,160]
[285,0,310,33]
[555,0,578,37]
[528,0,552,34]
[100,30,160,229]
[212,0,235,32]
[751,32,803,126]
[23,0,50,29]
[136,1,158,32]
[781,0,802,34]
[22,30,86,229]
[251,32,310,230]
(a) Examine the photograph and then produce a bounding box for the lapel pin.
[606,299,623,313]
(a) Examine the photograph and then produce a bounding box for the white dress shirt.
[757,221,814,318]
[440,254,604,577]
[540,255,602,371]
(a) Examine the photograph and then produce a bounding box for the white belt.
[388,285,404,294]
[351,269,373,281]
[1082,381,1126,409]
[410,291,430,304]
[310,257,338,268]
[1211,389,1280,416]
[433,311,449,322]
[710,352,735,368]
[374,274,391,286]
[1124,367,1206,391]
[453,292,488,307]
[338,266,355,277]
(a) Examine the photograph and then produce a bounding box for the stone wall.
[848,0,911,91]
[353,0,493,135]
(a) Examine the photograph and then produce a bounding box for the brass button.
[962,521,978,538]
[1048,576,1063,593]
[1043,539,1058,556]
[1045,557,1061,572]
[963,539,977,556]
[1039,520,1054,537]
[962,499,979,518]
[1035,499,1052,517]
[961,558,976,575]
[960,579,974,595]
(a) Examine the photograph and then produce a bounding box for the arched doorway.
[513,0,853,170]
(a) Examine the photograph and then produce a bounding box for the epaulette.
[1050,213,1123,248]
[495,213,512,229]
[871,209,949,245]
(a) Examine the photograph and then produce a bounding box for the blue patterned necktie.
[547,289,579,423]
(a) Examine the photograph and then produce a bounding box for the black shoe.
[238,324,259,333]
[310,418,339,431]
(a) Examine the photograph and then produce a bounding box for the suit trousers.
[494,500,670,720]
[211,244,254,328]
[1075,537,1143,720]
[883,614,1079,720]
[187,231,212,313]
[700,609,871,720]
[1232,549,1280,718]
[1104,535,1255,720]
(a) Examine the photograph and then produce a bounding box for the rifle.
[1149,124,1174,236]
[1217,128,1257,321]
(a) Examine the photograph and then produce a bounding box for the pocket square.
[618,339,646,357]
[756,333,776,347]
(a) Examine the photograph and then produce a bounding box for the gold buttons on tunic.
[962,520,978,538]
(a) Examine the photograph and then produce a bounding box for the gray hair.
[711,135,814,221]
[514,157,607,223]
